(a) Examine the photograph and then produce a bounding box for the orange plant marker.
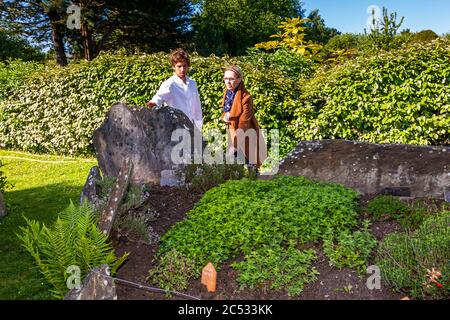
[201,262,217,292]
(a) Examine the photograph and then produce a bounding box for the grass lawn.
[0,149,97,299]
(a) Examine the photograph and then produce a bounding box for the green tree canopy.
[304,9,340,45]
[66,0,194,61]
[1,0,194,65]
[192,0,305,56]
[0,29,45,62]
[0,0,69,65]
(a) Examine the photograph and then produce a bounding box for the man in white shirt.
[146,48,203,132]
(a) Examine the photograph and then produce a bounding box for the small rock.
[445,189,450,202]
[64,265,116,300]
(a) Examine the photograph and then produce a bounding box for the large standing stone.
[98,158,132,236]
[0,192,6,218]
[80,166,102,207]
[93,103,201,185]
[64,265,117,300]
[279,140,450,198]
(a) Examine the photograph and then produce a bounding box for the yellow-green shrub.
[290,38,450,146]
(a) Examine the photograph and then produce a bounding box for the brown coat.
[220,82,267,167]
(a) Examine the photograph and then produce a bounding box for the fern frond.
[18,201,128,299]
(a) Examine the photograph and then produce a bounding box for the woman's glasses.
[223,77,238,82]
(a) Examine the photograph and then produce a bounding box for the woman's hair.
[170,48,190,66]
[225,65,243,80]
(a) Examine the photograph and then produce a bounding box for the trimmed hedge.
[1,39,449,158]
[0,49,313,156]
[0,59,44,100]
[290,38,450,146]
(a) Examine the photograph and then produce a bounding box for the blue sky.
[303,0,450,35]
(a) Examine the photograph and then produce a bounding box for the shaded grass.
[0,149,96,299]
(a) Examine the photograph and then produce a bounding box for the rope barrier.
[0,155,95,164]
[91,270,201,300]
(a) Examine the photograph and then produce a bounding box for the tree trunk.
[81,20,94,61]
[47,10,67,67]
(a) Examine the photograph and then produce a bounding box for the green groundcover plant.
[376,211,449,299]
[232,241,319,296]
[152,176,359,292]
[147,249,197,295]
[17,201,128,299]
[323,219,377,274]
[367,195,409,220]
[367,195,441,230]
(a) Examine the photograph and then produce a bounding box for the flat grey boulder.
[93,103,201,185]
[279,140,450,198]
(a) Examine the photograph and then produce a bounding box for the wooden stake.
[201,262,217,292]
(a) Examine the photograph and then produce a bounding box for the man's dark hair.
[170,48,190,66]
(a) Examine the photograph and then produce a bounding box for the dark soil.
[114,186,407,300]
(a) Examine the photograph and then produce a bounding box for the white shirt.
[151,74,203,131]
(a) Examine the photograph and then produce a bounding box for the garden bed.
[114,185,409,300]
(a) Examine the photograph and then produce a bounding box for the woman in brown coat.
[221,65,267,171]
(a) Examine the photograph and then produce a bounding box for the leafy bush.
[376,211,449,299]
[323,220,377,274]
[232,242,319,296]
[156,176,359,278]
[322,33,362,57]
[17,201,129,299]
[291,38,450,147]
[181,163,249,193]
[0,50,312,157]
[411,30,439,43]
[0,59,44,100]
[367,195,409,220]
[367,195,439,230]
[147,249,197,294]
[0,30,45,62]
[243,48,315,82]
